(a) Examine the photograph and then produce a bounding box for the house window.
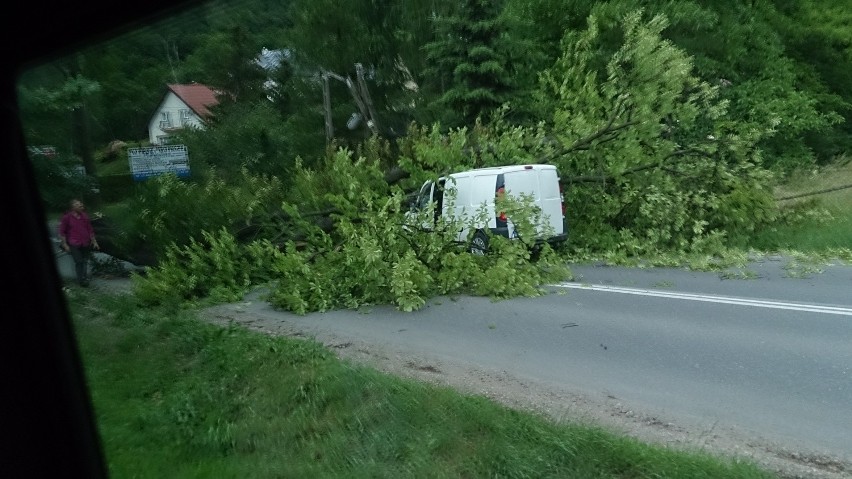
[159,111,172,129]
[157,135,171,145]
[179,109,192,126]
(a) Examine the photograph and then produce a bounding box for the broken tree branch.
[563,147,712,183]
[355,63,380,134]
[776,183,852,201]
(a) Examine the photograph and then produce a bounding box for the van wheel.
[470,230,489,255]
[529,244,542,262]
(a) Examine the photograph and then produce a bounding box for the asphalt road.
[219,256,852,467]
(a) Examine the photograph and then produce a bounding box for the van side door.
[503,169,541,239]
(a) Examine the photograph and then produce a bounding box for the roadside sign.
[128,145,190,181]
[27,145,58,158]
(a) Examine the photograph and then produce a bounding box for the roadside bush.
[118,167,286,259]
[133,228,280,305]
[97,174,134,203]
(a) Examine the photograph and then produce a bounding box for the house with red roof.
[147,83,220,145]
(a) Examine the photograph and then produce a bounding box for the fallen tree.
[127,10,783,311]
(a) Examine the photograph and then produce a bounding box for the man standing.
[58,199,99,286]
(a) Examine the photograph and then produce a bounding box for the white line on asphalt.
[550,283,852,316]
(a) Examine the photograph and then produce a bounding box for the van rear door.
[503,166,564,239]
[503,168,540,239]
[538,167,564,237]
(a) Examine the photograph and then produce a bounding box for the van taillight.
[559,181,566,216]
[496,186,507,222]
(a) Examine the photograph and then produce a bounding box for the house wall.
[147,92,206,144]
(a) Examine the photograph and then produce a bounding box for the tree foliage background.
[17,0,852,311]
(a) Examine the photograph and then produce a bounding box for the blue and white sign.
[128,145,190,181]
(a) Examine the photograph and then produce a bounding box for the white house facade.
[147,83,219,145]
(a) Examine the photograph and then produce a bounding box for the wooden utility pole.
[322,72,334,141]
[321,63,380,142]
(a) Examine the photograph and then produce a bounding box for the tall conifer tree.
[423,0,516,128]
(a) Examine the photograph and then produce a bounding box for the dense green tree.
[174,100,295,178]
[183,26,268,105]
[421,0,519,128]
[17,65,75,149]
[660,0,843,171]
[75,30,195,142]
[18,0,850,172]
[281,0,443,144]
[16,0,852,260]
[769,0,852,162]
[530,10,778,254]
[17,59,102,174]
[61,4,214,144]
[508,0,848,170]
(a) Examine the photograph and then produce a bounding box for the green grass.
[68,290,774,478]
[750,210,852,252]
[749,160,852,253]
[97,158,131,176]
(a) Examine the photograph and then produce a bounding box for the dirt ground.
[91,277,851,479]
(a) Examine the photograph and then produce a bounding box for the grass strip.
[69,290,775,478]
[755,161,852,253]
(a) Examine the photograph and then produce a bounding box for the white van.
[408,164,568,254]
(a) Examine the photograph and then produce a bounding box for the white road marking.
[551,283,852,316]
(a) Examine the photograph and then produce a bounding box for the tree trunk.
[71,105,95,176]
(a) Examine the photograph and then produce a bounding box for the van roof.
[448,164,556,176]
